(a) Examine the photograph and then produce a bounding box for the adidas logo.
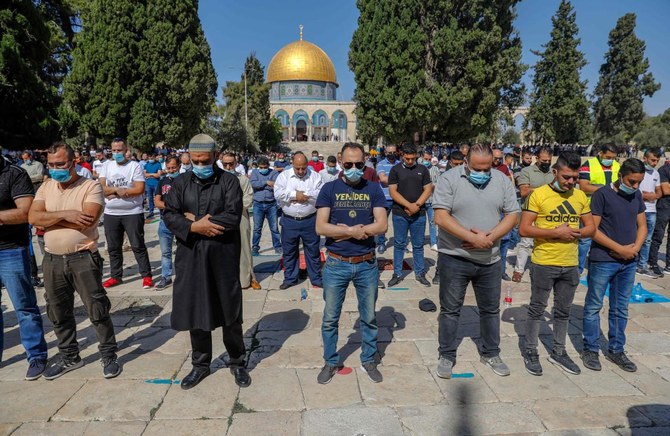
[546,200,580,223]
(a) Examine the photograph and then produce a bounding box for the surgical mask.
[24,159,32,165]
[192,164,214,179]
[327,166,338,174]
[618,181,637,195]
[645,163,655,171]
[467,166,491,185]
[113,152,125,163]
[159,157,164,163]
[552,180,568,193]
[259,168,270,175]
[423,161,431,168]
[343,167,364,183]
[181,163,192,170]
[600,157,613,167]
[312,156,319,162]
[148,159,155,163]
[49,167,72,183]
[539,162,551,173]
[166,172,178,178]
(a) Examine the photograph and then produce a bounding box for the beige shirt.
[35,177,105,255]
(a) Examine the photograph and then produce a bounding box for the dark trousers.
[280,214,322,285]
[649,207,670,267]
[438,253,501,361]
[43,251,117,358]
[103,213,151,280]
[526,263,579,354]
[190,324,245,369]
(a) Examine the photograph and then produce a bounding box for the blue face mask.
[192,164,214,179]
[259,168,270,175]
[312,156,319,162]
[467,166,491,185]
[645,163,655,172]
[158,157,165,163]
[113,152,125,163]
[618,181,637,195]
[148,159,155,163]
[166,172,178,178]
[552,180,568,193]
[423,161,431,168]
[49,167,72,183]
[327,166,338,175]
[24,160,32,165]
[600,157,614,167]
[343,167,364,183]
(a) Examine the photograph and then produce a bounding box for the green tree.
[501,128,521,145]
[349,0,526,144]
[1,0,77,149]
[633,108,670,150]
[593,13,660,144]
[525,0,590,144]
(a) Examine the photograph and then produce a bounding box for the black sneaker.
[639,267,661,279]
[581,350,601,371]
[32,277,43,288]
[154,277,172,290]
[663,265,670,274]
[523,349,542,376]
[317,364,341,384]
[43,354,84,380]
[361,362,383,383]
[416,275,430,287]
[102,356,121,379]
[606,351,637,372]
[651,265,665,278]
[548,351,581,375]
[378,279,385,289]
[25,358,47,381]
[501,273,512,281]
[387,274,402,287]
[432,274,439,285]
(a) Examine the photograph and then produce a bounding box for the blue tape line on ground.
[145,379,180,384]
[387,287,410,291]
[451,373,475,378]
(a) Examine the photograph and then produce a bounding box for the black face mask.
[521,161,531,167]
[387,153,397,161]
[539,162,551,173]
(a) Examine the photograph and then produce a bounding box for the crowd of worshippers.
[0,135,662,388]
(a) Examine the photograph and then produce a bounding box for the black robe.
[163,168,243,331]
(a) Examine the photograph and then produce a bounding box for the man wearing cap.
[163,134,250,389]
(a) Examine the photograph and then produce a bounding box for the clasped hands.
[461,228,494,250]
[403,203,421,216]
[334,223,373,242]
[185,212,226,237]
[609,243,638,261]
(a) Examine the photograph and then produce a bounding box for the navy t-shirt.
[590,184,645,263]
[316,178,386,256]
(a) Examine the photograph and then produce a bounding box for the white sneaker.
[431,244,438,251]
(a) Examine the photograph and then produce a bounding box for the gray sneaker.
[436,356,454,379]
[361,362,383,383]
[548,351,581,375]
[317,364,340,384]
[480,355,510,376]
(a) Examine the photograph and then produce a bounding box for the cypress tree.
[593,13,660,145]
[526,0,590,144]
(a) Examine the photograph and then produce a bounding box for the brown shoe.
[512,272,522,282]
[251,279,262,290]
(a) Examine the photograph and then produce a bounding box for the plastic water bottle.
[504,284,512,308]
[632,283,643,302]
[300,288,307,301]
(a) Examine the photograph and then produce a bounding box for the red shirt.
[308,160,324,172]
[337,166,380,183]
[494,163,511,176]
[81,162,93,172]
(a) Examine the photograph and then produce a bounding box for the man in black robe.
[163,134,251,389]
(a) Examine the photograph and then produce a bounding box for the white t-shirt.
[99,160,145,215]
[640,168,661,212]
[92,159,106,178]
[75,164,93,179]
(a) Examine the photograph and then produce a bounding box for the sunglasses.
[342,162,365,170]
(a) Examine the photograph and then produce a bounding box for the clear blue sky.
[199,0,669,115]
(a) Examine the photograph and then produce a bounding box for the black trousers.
[190,324,245,369]
[43,251,117,358]
[649,207,670,267]
[103,213,151,280]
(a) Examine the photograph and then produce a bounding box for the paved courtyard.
[1,216,669,435]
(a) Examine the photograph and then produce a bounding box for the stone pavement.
[1,216,669,435]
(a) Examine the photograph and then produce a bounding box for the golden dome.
[266,30,337,84]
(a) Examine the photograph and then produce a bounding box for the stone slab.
[302,406,404,436]
[12,421,147,436]
[571,367,643,397]
[237,368,304,411]
[142,419,228,435]
[0,380,84,423]
[296,368,362,409]
[228,411,301,436]
[357,365,443,406]
[429,362,500,404]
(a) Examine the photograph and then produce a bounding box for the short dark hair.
[537,145,553,157]
[423,149,432,156]
[165,156,179,166]
[467,144,493,160]
[600,144,618,154]
[96,148,103,154]
[620,158,645,177]
[645,147,662,159]
[257,156,269,166]
[450,150,464,161]
[504,153,514,160]
[553,152,581,171]
[522,148,533,156]
[222,152,237,160]
[341,142,365,156]
[402,144,418,155]
[312,150,319,155]
[327,155,337,164]
[47,142,75,160]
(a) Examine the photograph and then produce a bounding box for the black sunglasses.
[342,162,365,170]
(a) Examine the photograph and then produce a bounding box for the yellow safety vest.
[587,157,620,194]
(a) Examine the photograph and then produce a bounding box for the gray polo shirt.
[517,164,554,189]
[433,165,520,265]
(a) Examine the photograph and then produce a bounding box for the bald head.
[292,153,308,178]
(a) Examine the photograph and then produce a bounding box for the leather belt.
[45,250,96,259]
[283,212,316,221]
[328,251,376,264]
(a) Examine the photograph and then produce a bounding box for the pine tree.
[593,13,660,144]
[525,0,590,144]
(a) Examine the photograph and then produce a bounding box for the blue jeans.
[392,213,426,277]
[500,236,511,275]
[158,220,174,279]
[375,200,393,247]
[322,255,379,365]
[583,261,636,353]
[425,202,437,246]
[252,201,281,251]
[0,247,47,363]
[638,212,656,268]
[145,184,157,214]
[578,233,591,275]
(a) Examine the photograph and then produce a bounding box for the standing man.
[29,143,120,379]
[387,145,432,287]
[163,134,251,389]
[315,143,388,384]
[249,156,281,256]
[433,144,519,379]
[308,150,324,173]
[143,152,163,219]
[92,149,107,180]
[582,159,647,373]
[179,152,192,173]
[21,150,48,190]
[519,152,595,376]
[648,154,670,277]
[99,138,153,289]
[374,145,399,254]
[274,152,323,289]
[578,144,620,274]
[154,156,179,289]
[636,148,662,277]
[0,153,48,379]
[426,155,441,251]
[512,146,555,282]
[493,148,514,185]
[319,156,340,184]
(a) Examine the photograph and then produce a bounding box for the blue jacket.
[249,169,279,202]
